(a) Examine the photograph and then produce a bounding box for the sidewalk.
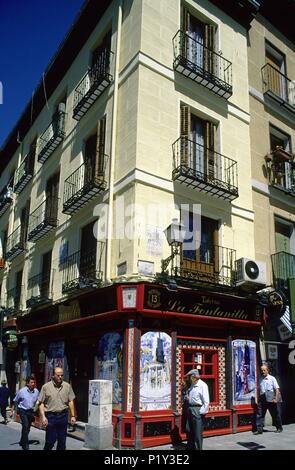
[1,420,294,450]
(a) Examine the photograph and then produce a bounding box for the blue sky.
[0,0,85,148]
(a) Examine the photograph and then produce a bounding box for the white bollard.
[84,380,113,450]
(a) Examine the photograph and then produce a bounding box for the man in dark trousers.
[254,364,283,435]
[185,369,210,450]
[12,376,39,450]
[0,379,12,424]
[38,367,76,450]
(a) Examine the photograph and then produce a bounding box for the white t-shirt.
[187,379,210,415]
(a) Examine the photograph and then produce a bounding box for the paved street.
[0,420,294,450]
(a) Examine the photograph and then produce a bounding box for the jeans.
[19,409,34,449]
[44,412,68,450]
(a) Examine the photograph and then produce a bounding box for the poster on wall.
[96,332,123,410]
[46,341,65,382]
[232,339,257,405]
[140,331,171,411]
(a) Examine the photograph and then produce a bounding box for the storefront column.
[133,318,141,449]
[226,335,236,432]
[114,414,124,449]
[171,330,180,432]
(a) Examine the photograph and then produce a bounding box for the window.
[180,104,217,176]
[91,30,112,70]
[15,270,23,310]
[182,8,216,73]
[41,251,52,298]
[182,348,218,403]
[80,221,97,278]
[84,116,106,183]
[45,172,60,222]
[265,41,286,99]
[275,218,295,255]
[20,200,30,244]
[269,125,293,190]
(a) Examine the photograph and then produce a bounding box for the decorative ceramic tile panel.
[126,320,135,412]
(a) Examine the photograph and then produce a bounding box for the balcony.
[262,63,295,115]
[73,49,113,121]
[5,225,26,261]
[172,137,238,201]
[6,287,22,315]
[163,244,236,288]
[63,157,108,215]
[265,150,295,196]
[27,197,58,242]
[271,251,295,292]
[37,108,66,164]
[14,148,35,193]
[0,186,13,217]
[61,244,105,293]
[173,30,232,99]
[26,273,52,308]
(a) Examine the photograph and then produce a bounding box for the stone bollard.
[84,379,113,450]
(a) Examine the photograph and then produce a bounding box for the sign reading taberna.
[2,330,18,350]
[144,286,263,322]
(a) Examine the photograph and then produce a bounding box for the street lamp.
[161,218,186,276]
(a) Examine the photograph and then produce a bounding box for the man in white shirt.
[184,369,210,450]
[254,364,283,435]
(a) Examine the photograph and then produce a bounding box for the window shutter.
[180,104,191,166]
[96,116,106,177]
[205,121,216,179]
[204,24,215,73]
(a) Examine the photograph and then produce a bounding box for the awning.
[280,305,292,332]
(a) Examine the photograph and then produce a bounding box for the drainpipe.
[105,0,122,282]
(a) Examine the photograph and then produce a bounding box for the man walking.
[254,364,283,435]
[38,367,76,450]
[12,375,39,450]
[185,369,210,450]
[0,379,13,424]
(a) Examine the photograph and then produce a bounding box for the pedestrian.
[11,375,39,450]
[184,369,210,450]
[38,367,76,450]
[254,364,283,435]
[0,379,13,424]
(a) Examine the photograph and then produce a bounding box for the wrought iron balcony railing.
[5,224,26,261]
[27,197,58,242]
[172,137,238,201]
[271,251,295,292]
[262,63,295,114]
[61,244,105,293]
[73,49,113,121]
[265,153,295,195]
[63,157,108,215]
[27,272,52,308]
[38,108,66,164]
[14,148,35,193]
[6,286,22,314]
[163,243,236,287]
[0,186,13,217]
[173,30,232,99]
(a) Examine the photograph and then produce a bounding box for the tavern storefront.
[16,282,263,449]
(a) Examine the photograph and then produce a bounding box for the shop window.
[182,348,218,404]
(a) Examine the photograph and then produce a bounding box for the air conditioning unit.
[236,258,267,289]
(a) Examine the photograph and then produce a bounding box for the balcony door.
[183,9,215,74]
[270,127,292,189]
[20,200,30,246]
[79,221,97,280]
[265,42,286,99]
[181,105,216,179]
[15,269,23,311]
[45,172,59,223]
[84,118,106,187]
[182,214,218,277]
[41,251,52,299]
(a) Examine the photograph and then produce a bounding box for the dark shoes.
[275,428,283,433]
[253,431,263,435]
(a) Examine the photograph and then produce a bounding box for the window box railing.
[0,186,13,217]
[27,272,52,308]
[73,49,113,121]
[262,63,295,114]
[61,244,105,293]
[271,251,295,292]
[173,30,232,99]
[5,225,26,260]
[63,157,108,215]
[14,148,35,193]
[27,197,58,242]
[172,137,238,201]
[38,108,66,164]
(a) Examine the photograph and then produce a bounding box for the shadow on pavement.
[237,441,266,450]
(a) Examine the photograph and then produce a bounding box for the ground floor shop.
[16,282,266,448]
